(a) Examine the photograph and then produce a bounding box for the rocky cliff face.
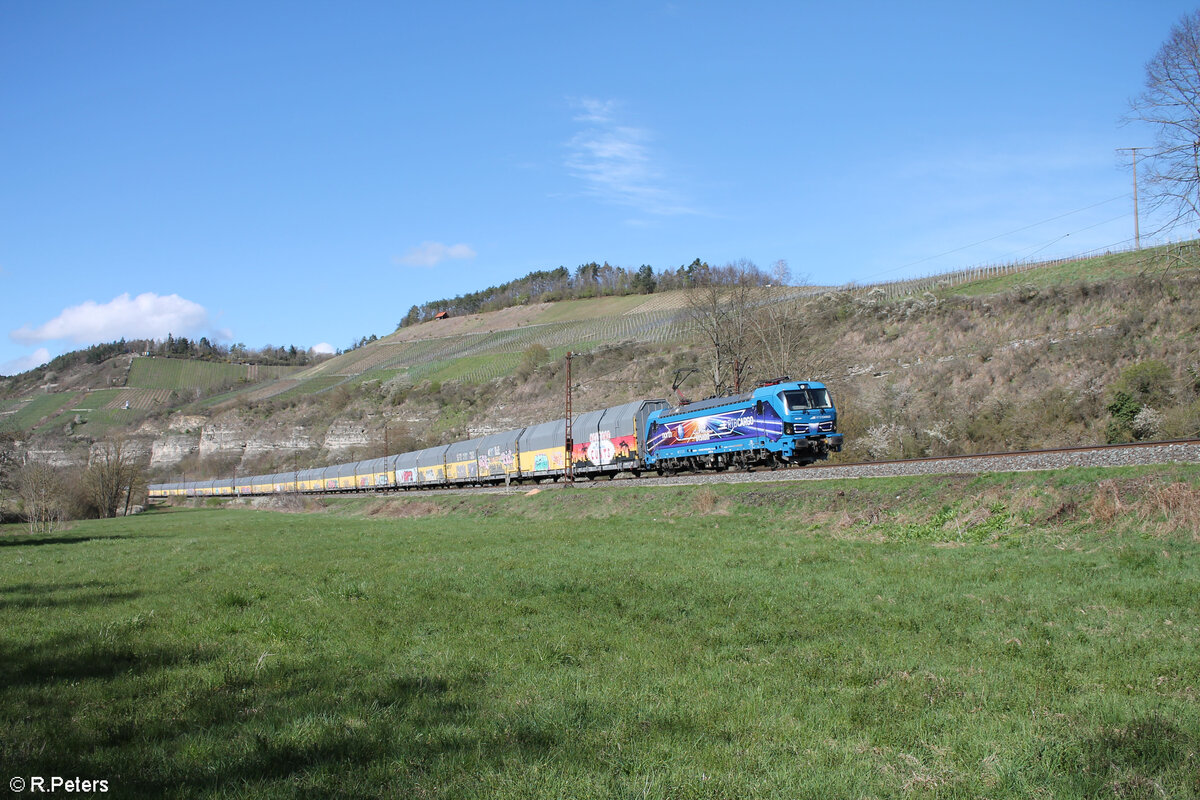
[0,393,543,478]
[150,434,200,467]
[144,414,204,467]
[147,412,331,469]
[321,419,372,452]
[0,410,388,473]
[139,412,389,471]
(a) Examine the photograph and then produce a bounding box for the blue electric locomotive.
[643,379,842,472]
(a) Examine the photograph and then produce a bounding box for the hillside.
[2,242,1199,481]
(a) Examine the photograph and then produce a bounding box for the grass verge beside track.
[2,466,1198,798]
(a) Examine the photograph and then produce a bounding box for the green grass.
[3,467,1198,798]
[940,241,1200,297]
[530,294,667,323]
[0,391,81,433]
[45,407,152,438]
[128,358,245,390]
[127,358,299,391]
[68,388,127,409]
[267,375,350,401]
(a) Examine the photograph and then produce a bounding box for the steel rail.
[798,437,1200,473]
[303,438,1200,499]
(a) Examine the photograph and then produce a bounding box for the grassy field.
[0,391,81,433]
[2,390,161,437]
[126,358,299,391]
[530,294,674,323]
[2,467,1198,799]
[938,241,1200,297]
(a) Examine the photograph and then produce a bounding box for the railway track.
[321,439,1200,499]
[641,438,1200,490]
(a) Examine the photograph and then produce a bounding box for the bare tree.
[746,294,840,381]
[1129,10,1200,232]
[85,438,146,518]
[770,258,792,286]
[16,461,65,534]
[684,260,768,395]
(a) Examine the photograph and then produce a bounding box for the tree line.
[161,336,334,367]
[22,337,334,379]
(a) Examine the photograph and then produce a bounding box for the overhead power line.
[863,193,1130,282]
[999,211,1136,263]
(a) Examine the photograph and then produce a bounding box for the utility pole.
[1118,147,1144,249]
[564,352,574,483]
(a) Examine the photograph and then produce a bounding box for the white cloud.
[0,347,50,376]
[396,242,477,268]
[310,342,336,354]
[11,292,225,346]
[565,97,694,217]
[573,98,617,123]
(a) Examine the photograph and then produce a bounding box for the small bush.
[517,344,549,380]
[1132,406,1165,440]
[1112,360,1173,409]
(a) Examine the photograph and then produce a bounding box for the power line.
[998,211,1135,263]
[861,193,1130,282]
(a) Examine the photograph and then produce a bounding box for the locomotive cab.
[774,384,838,439]
[754,379,843,461]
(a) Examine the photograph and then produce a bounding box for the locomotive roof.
[656,380,825,420]
[659,390,755,419]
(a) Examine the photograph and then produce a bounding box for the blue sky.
[1,1,1195,375]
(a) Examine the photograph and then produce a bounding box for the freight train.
[148,379,842,498]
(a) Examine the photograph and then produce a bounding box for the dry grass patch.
[365,499,444,518]
[693,487,730,516]
[1136,482,1200,538]
[1089,480,1124,524]
[250,494,327,513]
[954,503,998,530]
[1083,477,1200,537]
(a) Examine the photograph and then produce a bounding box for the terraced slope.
[127,357,298,390]
[0,357,302,435]
[0,392,82,433]
[198,297,695,408]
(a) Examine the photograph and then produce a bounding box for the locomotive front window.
[782,389,831,411]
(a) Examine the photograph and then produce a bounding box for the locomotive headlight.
[783,422,794,435]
